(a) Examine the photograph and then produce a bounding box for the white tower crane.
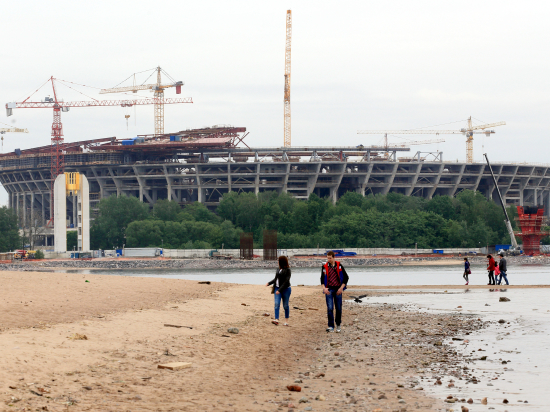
[358,117,505,163]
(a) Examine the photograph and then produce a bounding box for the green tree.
[67,231,78,251]
[153,199,181,221]
[0,206,20,252]
[91,195,150,249]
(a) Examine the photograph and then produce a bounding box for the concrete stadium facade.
[2,146,550,232]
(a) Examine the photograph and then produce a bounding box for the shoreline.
[0,270,524,411]
[2,254,549,272]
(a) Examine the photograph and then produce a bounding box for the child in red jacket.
[487,255,496,285]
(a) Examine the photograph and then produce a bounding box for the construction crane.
[100,66,184,136]
[358,117,506,163]
[374,133,445,149]
[6,76,192,222]
[0,125,28,152]
[283,10,292,148]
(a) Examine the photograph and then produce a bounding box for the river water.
[365,288,550,411]
[65,263,549,286]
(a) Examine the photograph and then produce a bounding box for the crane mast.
[154,67,164,136]
[283,10,292,148]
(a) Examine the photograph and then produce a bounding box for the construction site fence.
[42,247,483,260]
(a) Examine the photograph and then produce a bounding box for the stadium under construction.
[1,125,549,242]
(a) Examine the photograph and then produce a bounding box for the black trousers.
[488,271,495,285]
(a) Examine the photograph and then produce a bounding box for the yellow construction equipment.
[0,125,28,152]
[358,116,506,163]
[283,10,292,148]
[100,67,185,135]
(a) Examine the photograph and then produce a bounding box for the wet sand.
[0,270,542,411]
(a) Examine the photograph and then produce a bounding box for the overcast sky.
[2,0,549,205]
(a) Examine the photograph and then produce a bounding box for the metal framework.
[283,10,292,148]
[6,77,192,218]
[240,233,254,260]
[263,230,278,261]
[515,206,547,255]
[2,132,550,244]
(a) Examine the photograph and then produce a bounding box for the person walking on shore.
[487,254,496,285]
[266,255,292,326]
[498,253,510,285]
[463,257,471,285]
[321,251,349,333]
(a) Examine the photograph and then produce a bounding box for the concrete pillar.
[54,174,67,253]
[78,175,90,252]
[15,192,20,222]
[41,193,45,223]
[73,194,78,227]
[22,192,27,227]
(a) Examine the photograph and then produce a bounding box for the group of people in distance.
[266,250,348,333]
[463,253,509,285]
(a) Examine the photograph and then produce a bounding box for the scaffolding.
[515,206,547,255]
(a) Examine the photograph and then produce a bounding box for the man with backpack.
[321,250,349,333]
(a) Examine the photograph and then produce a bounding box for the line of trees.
[89,189,542,251]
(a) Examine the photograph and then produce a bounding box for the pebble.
[304,407,312,411]
[299,396,308,403]
[500,297,511,302]
[503,398,509,404]
[498,319,506,324]
[227,327,239,334]
[315,395,325,401]
[481,397,488,405]
[467,398,473,404]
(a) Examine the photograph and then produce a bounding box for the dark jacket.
[268,268,291,294]
[499,257,507,272]
[320,261,349,289]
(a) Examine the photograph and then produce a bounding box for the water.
[365,288,550,410]
[64,263,550,286]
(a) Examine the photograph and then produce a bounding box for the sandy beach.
[1,269,523,411]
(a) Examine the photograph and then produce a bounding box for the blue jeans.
[325,288,343,328]
[274,286,291,319]
[497,271,509,285]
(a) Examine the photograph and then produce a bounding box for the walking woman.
[463,257,471,285]
[487,254,496,285]
[266,255,292,326]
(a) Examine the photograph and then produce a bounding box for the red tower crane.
[5,76,193,221]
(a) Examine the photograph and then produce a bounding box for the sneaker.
[326,327,334,333]
[465,282,469,285]
[336,325,341,333]
[272,320,279,326]
[283,322,289,326]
